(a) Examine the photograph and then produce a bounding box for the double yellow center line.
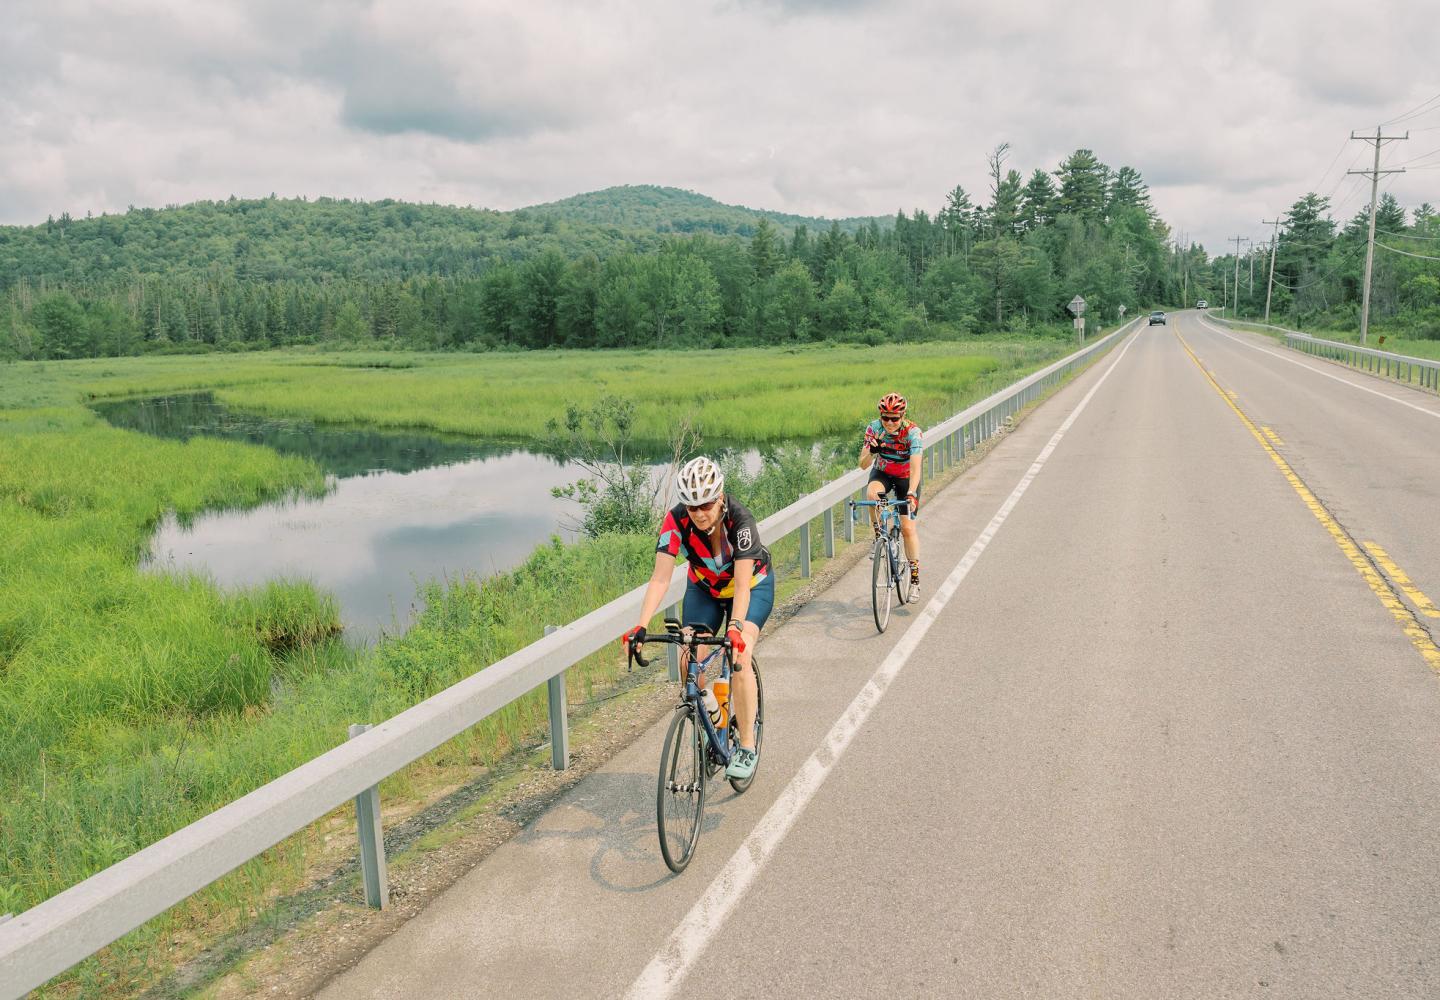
[1174,328,1440,674]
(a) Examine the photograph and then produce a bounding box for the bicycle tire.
[657,705,706,873]
[728,657,764,794]
[871,534,893,632]
[890,528,909,605]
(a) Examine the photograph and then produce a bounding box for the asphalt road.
[319,313,1440,999]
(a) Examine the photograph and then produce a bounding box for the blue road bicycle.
[848,497,915,633]
[629,620,765,873]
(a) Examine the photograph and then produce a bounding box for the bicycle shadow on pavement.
[785,597,911,642]
[515,770,726,894]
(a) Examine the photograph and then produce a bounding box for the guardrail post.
[844,494,855,543]
[347,724,389,910]
[823,507,835,558]
[798,521,811,577]
[542,625,569,771]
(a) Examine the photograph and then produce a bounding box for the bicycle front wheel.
[871,535,893,632]
[657,705,706,873]
[890,531,909,605]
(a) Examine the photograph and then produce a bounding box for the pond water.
[92,394,787,644]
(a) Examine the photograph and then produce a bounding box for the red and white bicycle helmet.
[676,456,724,507]
[878,392,907,417]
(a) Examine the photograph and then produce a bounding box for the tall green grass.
[0,338,1081,994]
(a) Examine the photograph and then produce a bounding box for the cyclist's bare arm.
[729,558,755,627]
[634,551,675,630]
[858,442,875,470]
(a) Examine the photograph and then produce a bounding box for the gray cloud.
[0,0,1435,255]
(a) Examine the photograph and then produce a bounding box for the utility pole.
[1348,126,1408,344]
[1262,217,1281,324]
[1229,235,1247,318]
[1248,241,1256,295]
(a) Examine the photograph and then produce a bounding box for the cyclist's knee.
[865,481,884,500]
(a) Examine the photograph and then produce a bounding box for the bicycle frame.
[630,624,737,767]
[685,643,734,769]
[848,496,914,536]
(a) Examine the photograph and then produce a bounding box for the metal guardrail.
[0,316,1142,997]
[1204,311,1440,395]
[1284,332,1440,394]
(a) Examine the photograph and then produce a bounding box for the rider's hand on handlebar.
[907,492,920,515]
[621,624,646,651]
[726,625,745,654]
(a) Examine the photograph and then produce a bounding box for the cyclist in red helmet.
[859,391,923,600]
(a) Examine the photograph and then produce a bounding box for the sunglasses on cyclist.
[685,498,720,515]
[880,415,903,423]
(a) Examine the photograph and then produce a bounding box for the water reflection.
[93,394,780,644]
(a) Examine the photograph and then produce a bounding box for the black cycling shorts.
[867,468,919,516]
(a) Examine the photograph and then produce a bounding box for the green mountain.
[0,196,664,287]
[0,188,887,290]
[524,184,887,239]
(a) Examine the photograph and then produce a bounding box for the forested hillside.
[2,147,1209,359]
[525,184,885,238]
[1208,192,1439,336]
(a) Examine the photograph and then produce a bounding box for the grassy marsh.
[0,336,1081,993]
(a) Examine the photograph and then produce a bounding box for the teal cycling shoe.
[725,747,758,780]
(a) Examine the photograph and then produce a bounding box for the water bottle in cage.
[712,675,730,729]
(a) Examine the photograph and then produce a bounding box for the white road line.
[1196,316,1440,423]
[623,329,1146,1000]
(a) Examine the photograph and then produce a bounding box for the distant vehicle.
[1196,299,1209,309]
[1148,311,1167,325]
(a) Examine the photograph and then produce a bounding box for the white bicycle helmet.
[676,456,724,507]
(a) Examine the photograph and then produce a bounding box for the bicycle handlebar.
[627,628,732,670]
[847,497,917,520]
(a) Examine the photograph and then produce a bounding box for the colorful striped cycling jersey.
[656,496,771,599]
[864,418,923,476]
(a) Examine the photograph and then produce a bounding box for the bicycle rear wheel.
[657,705,706,873]
[871,535,893,632]
[728,658,764,794]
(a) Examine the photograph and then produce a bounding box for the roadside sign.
[1067,295,1086,317]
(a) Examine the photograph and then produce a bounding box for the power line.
[1381,91,1440,126]
[1312,137,1353,193]
[1375,242,1440,262]
[1379,228,1440,240]
[1270,246,1366,291]
[1390,145,1440,166]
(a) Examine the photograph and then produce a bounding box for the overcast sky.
[3,0,1436,254]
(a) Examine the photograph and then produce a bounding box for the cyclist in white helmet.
[624,456,773,780]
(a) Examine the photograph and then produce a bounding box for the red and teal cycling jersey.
[864,418,923,476]
[656,496,771,599]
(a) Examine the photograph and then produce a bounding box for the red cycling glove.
[726,625,746,654]
[621,625,646,651]
[907,492,920,515]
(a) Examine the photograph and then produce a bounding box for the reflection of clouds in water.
[140,427,794,642]
[148,450,593,641]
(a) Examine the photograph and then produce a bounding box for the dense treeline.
[2,148,1189,360]
[1205,191,1439,336]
